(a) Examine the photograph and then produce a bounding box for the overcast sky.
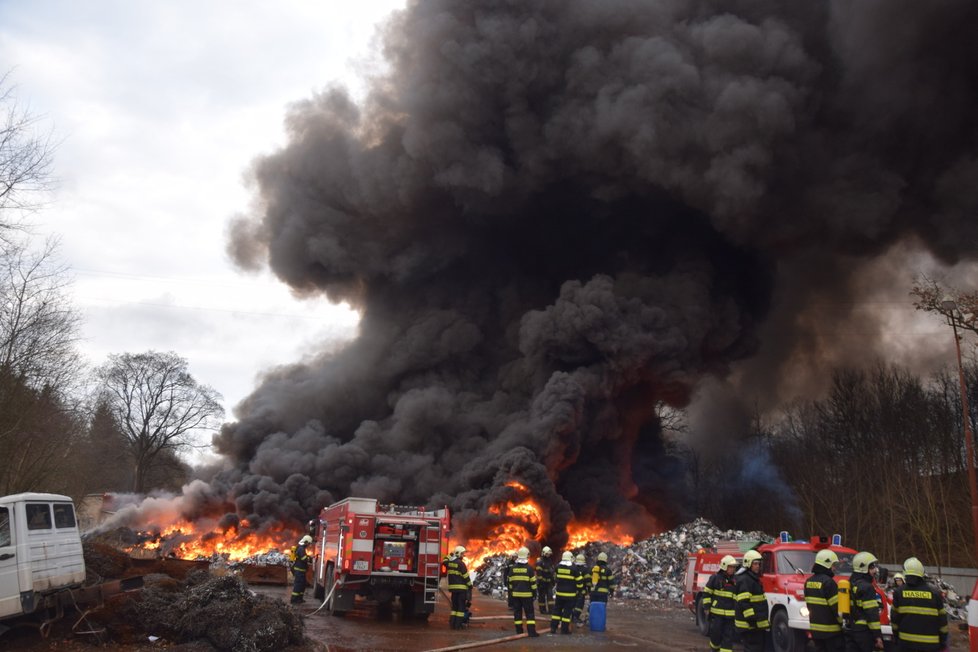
[0,1,407,434]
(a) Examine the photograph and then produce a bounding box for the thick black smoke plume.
[136,0,978,546]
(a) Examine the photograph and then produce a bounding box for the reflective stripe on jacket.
[447,558,472,591]
[804,567,842,638]
[591,561,616,595]
[705,571,738,618]
[735,569,770,631]
[891,578,948,651]
[508,561,538,598]
[848,573,881,632]
[554,562,583,598]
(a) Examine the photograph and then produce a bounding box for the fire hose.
[309,573,343,616]
[421,632,528,652]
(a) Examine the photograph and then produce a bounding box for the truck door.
[0,505,20,619]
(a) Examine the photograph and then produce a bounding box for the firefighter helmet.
[517,547,529,561]
[852,551,878,573]
[815,549,839,567]
[903,557,925,578]
[542,546,552,556]
[597,552,608,562]
[893,572,906,583]
[561,551,573,562]
[575,553,585,564]
[454,545,466,556]
[719,555,738,571]
[300,535,313,545]
[742,550,762,567]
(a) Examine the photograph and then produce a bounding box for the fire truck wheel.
[313,560,325,601]
[770,608,806,652]
[324,563,347,617]
[694,595,710,636]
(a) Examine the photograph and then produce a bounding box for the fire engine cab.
[310,497,450,620]
[683,532,894,652]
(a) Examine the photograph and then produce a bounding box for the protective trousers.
[845,630,877,652]
[573,592,585,623]
[290,569,307,603]
[512,596,537,636]
[708,616,734,652]
[449,590,467,630]
[740,629,766,652]
[537,582,553,614]
[550,596,575,634]
[814,636,846,652]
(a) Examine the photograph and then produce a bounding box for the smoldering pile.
[474,518,771,602]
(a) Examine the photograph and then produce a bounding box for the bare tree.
[94,351,225,492]
[1,71,55,240]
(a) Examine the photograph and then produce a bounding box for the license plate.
[353,560,369,571]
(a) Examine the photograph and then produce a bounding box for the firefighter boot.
[515,623,523,634]
[528,624,539,637]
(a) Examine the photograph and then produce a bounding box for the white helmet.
[517,547,529,561]
[561,551,573,562]
[542,546,552,556]
[719,555,738,571]
[454,545,466,556]
[575,553,585,564]
[597,552,608,563]
[300,535,313,545]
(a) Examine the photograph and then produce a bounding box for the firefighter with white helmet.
[704,554,739,652]
[735,549,769,652]
[446,545,472,630]
[804,548,844,651]
[846,551,883,651]
[290,534,314,604]
[551,551,583,634]
[507,547,539,637]
[590,551,617,610]
[536,545,555,614]
[571,553,588,623]
[891,556,947,651]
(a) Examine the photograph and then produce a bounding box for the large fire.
[460,482,637,569]
[125,518,295,562]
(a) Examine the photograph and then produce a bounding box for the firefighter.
[705,554,739,652]
[891,557,948,652]
[845,551,884,652]
[290,534,313,604]
[504,552,517,609]
[551,551,583,635]
[508,547,540,637]
[572,553,589,624]
[590,551,616,604]
[735,549,770,652]
[893,573,905,589]
[447,545,472,630]
[805,549,845,652]
[536,546,555,615]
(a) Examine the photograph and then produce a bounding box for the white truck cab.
[0,493,86,620]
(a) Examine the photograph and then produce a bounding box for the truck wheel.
[325,563,346,617]
[770,609,807,652]
[695,595,710,636]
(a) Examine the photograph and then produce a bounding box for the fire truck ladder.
[423,525,441,606]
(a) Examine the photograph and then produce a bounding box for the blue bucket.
[588,601,606,632]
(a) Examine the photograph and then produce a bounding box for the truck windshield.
[776,550,855,575]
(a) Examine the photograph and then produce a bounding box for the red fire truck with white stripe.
[310,497,450,619]
[682,532,894,652]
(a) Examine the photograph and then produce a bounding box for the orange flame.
[566,520,635,548]
[126,518,295,562]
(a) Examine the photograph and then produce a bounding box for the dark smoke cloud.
[158,0,978,546]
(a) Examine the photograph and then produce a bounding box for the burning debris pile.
[474,518,770,603]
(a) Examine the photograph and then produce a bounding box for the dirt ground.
[2,578,972,651]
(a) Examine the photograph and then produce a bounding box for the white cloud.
[0,0,404,419]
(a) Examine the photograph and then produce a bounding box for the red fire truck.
[682,532,894,652]
[309,497,450,619]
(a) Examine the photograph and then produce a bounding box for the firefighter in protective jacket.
[508,547,540,637]
[551,551,583,634]
[536,546,555,614]
[447,546,473,630]
[891,557,948,652]
[845,551,884,651]
[735,549,770,652]
[704,554,739,652]
[290,534,313,604]
[804,549,844,652]
[572,553,589,623]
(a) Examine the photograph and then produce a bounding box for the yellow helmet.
[561,551,574,562]
[815,549,839,567]
[719,555,739,571]
[903,557,925,578]
[517,547,529,561]
[852,551,878,573]
[597,552,608,562]
[742,550,762,567]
